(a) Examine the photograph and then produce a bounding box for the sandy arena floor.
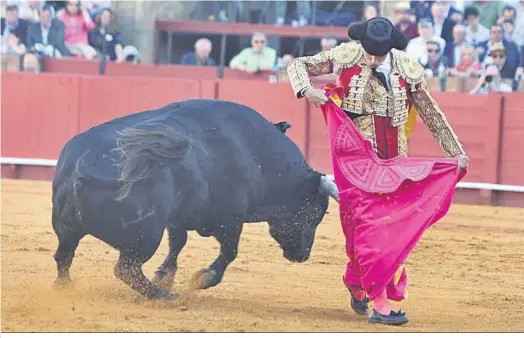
[1,179,524,332]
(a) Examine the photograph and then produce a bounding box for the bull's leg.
[53,229,85,287]
[192,222,243,290]
[152,225,188,291]
[114,252,177,301]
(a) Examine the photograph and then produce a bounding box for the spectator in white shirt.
[464,6,490,46]
[406,18,446,64]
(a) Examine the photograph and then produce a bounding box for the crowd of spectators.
[399,1,523,93]
[1,0,140,72]
[2,0,523,93]
[180,1,522,93]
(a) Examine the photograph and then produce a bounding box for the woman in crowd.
[57,0,97,59]
[88,8,125,62]
[448,44,482,78]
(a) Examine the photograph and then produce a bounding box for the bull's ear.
[273,121,292,134]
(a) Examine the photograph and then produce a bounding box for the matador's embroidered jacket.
[287,41,465,159]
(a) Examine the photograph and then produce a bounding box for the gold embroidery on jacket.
[353,115,376,152]
[341,66,372,114]
[398,124,409,155]
[287,50,333,96]
[390,73,409,127]
[332,42,364,74]
[411,80,465,157]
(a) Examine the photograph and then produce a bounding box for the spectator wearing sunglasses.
[229,32,276,74]
[477,24,520,79]
[421,40,446,77]
[406,18,446,65]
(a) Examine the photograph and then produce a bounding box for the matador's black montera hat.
[348,17,409,56]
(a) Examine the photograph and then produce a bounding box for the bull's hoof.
[152,269,176,291]
[150,289,178,302]
[188,268,218,291]
[53,277,73,289]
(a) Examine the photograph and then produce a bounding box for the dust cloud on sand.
[2,179,524,332]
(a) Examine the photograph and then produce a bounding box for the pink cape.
[320,86,467,301]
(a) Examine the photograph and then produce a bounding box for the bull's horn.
[320,175,339,203]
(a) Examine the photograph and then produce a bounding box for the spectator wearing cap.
[443,24,467,68]
[180,38,216,66]
[229,32,276,74]
[406,18,446,63]
[473,0,505,29]
[484,42,519,81]
[57,0,97,59]
[88,8,129,62]
[1,5,29,45]
[464,6,490,46]
[27,4,71,57]
[394,2,419,41]
[477,24,520,78]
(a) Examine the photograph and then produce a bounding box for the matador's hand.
[304,88,328,108]
[455,154,469,170]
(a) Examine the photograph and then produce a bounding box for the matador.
[287,17,469,325]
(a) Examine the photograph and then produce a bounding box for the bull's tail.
[113,122,195,201]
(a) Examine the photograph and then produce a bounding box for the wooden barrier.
[499,93,524,207]
[77,76,202,132]
[407,93,503,205]
[1,72,523,206]
[1,73,80,159]
[1,54,21,72]
[216,80,309,153]
[43,57,220,79]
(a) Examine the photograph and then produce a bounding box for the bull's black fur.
[51,99,331,301]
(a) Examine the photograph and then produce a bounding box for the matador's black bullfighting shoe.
[343,276,369,316]
[368,309,409,326]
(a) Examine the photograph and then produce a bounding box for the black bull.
[51,99,339,301]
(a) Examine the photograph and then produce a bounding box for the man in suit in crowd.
[27,4,71,57]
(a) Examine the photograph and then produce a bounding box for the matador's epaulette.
[331,42,363,73]
[395,51,425,88]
